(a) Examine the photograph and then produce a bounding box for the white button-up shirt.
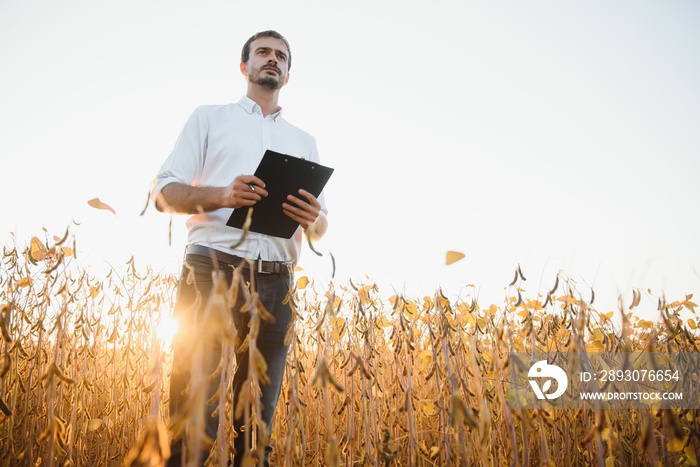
[155,96,327,263]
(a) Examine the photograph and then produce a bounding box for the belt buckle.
[257,259,271,274]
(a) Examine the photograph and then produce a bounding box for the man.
[154,30,328,466]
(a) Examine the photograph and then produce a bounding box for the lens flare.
[156,315,179,347]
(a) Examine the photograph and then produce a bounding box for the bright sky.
[1,0,699,315]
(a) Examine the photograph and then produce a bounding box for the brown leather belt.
[185,244,292,275]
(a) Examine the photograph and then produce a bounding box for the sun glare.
[156,315,179,347]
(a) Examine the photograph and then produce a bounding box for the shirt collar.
[239,95,283,121]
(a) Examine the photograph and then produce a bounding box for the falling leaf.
[30,236,47,261]
[296,276,309,289]
[446,251,465,265]
[87,198,116,215]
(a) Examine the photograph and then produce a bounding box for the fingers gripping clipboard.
[226,150,334,239]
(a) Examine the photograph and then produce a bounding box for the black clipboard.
[226,150,334,238]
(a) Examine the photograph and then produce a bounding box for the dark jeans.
[167,253,293,467]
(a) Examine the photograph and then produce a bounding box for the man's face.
[241,37,290,90]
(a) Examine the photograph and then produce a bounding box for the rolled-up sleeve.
[153,107,209,197]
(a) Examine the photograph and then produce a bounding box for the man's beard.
[250,68,284,90]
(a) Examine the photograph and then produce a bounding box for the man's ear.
[284,72,290,86]
[240,61,247,77]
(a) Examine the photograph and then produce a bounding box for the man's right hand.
[223,175,268,208]
[156,176,268,214]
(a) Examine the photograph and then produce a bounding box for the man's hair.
[241,30,292,70]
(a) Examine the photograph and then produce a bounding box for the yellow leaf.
[404,300,418,319]
[87,419,104,432]
[358,285,372,305]
[331,317,346,341]
[417,349,433,371]
[429,446,440,459]
[421,401,440,416]
[457,306,476,326]
[667,435,688,452]
[557,295,578,305]
[688,319,697,330]
[446,251,465,265]
[87,198,116,215]
[592,328,604,342]
[89,285,101,299]
[605,456,616,467]
[16,277,33,288]
[686,444,698,466]
[486,304,498,316]
[377,316,392,329]
[296,276,309,289]
[30,236,47,261]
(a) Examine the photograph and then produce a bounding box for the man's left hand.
[282,189,321,229]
